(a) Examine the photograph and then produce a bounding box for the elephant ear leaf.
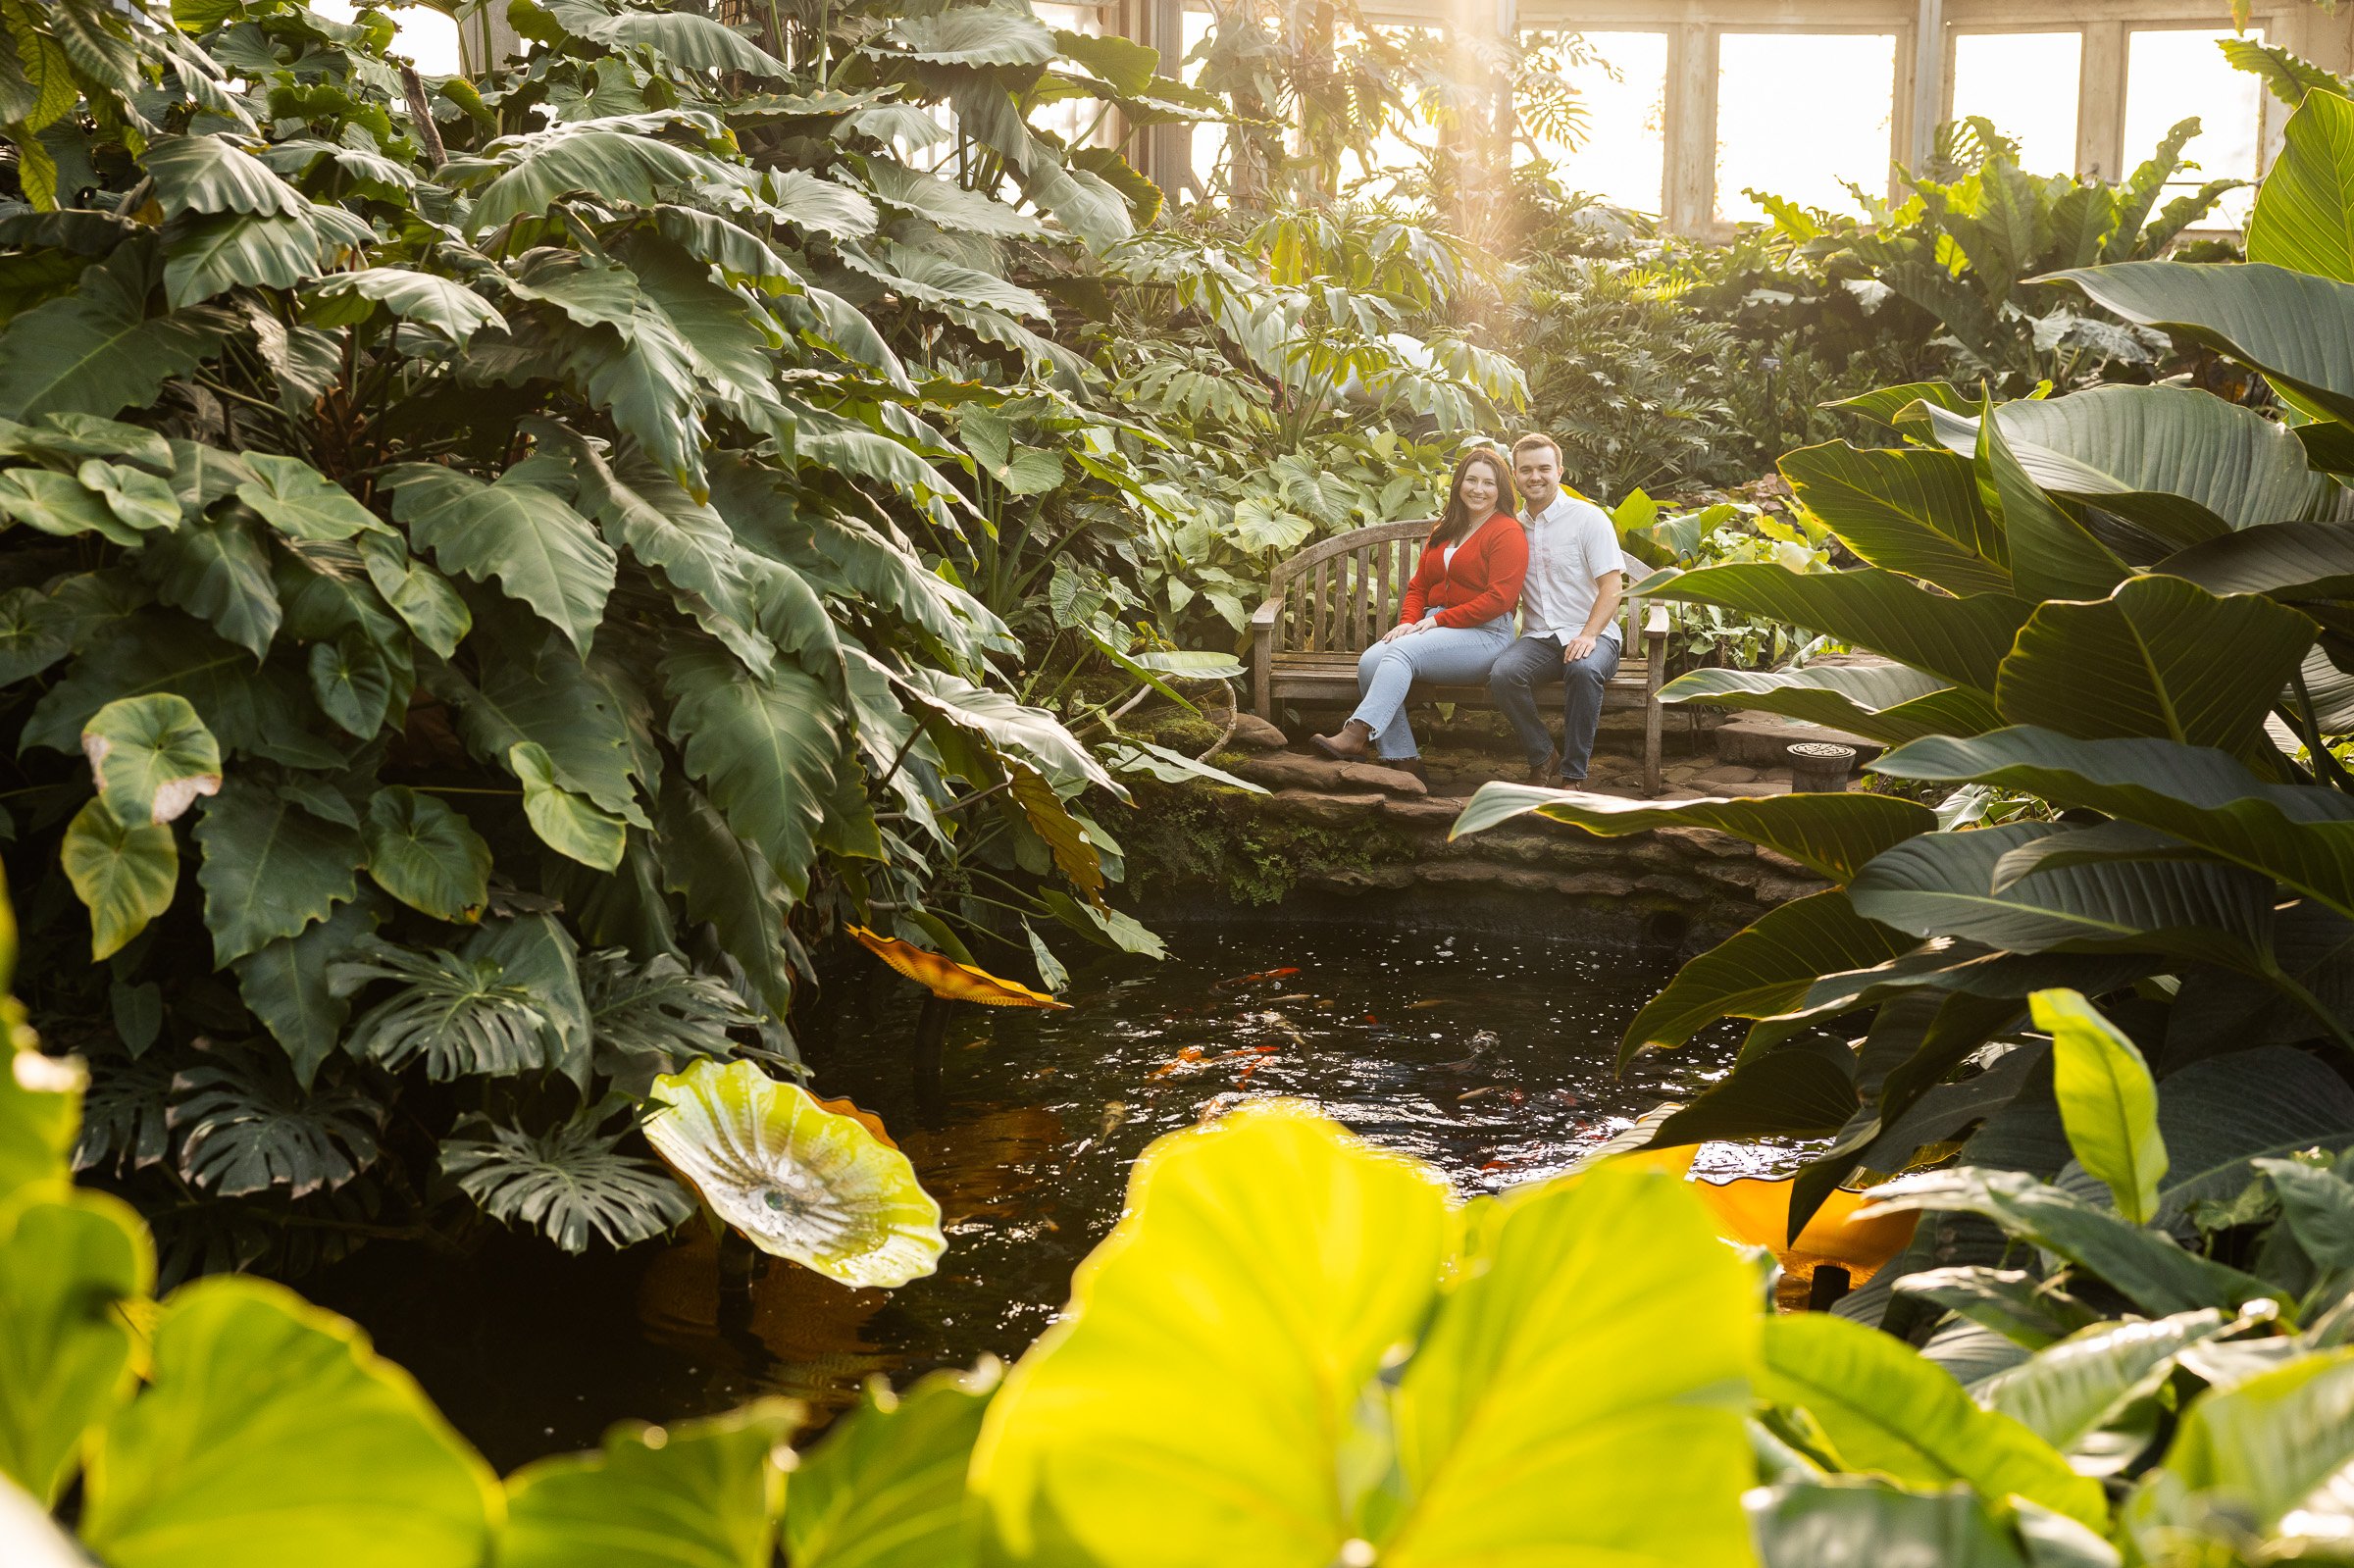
[383,463,615,656]
[61,798,179,962]
[2033,988,2168,1225]
[81,694,222,827]
[642,1058,945,1288]
[0,244,229,422]
[361,787,490,924]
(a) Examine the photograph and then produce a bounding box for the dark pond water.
[314,920,1766,1470]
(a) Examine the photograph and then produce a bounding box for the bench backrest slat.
[1265,518,1648,660]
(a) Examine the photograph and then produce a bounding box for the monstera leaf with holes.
[0,0,1149,1267]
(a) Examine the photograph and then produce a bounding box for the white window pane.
[1715,33,1895,223]
[1950,31,2081,176]
[1183,5,1224,201]
[2124,28,2265,227]
[1519,30,1666,215]
[312,0,462,76]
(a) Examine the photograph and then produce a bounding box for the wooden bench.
[1248,518,1671,796]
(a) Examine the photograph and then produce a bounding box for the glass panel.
[2124,26,2265,227]
[1714,32,1896,224]
[1949,31,2082,177]
[1031,3,1097,149]
[313,0,462,75]
[1518,30,1667,216]
[1183,4,1225,202]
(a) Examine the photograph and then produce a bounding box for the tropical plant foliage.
[1456,82,2354,1319]
[0,0,1309,1268]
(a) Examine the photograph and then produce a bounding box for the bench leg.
[1642,630,1668,798]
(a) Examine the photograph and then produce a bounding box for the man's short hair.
[1510,432,1562,462]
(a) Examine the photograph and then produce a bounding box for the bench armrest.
[1644,604,1668,635]
[1248,594,1283,632]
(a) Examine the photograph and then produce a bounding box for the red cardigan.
[1398,513,1529,630]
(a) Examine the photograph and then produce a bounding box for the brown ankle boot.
[1310,718,1374,761]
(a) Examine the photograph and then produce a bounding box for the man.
[1488,433,1628,786]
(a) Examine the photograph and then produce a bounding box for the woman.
[1310,447,1527,781]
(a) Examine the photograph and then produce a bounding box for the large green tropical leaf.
[435,634,649,825]
[2050,261,2354,425]
[438,1109,691,1256]
[464,117,731,238]
[232,896,381,1089]
[498,1400,798,1568]
[1619,890,1918,1060]
[1872,728,2354,923]
[785,1363,998,1568]
[1919,386,2348,543]
[1745,1478,2055,1568]
[2125,1345,2354,1556]
[1861,1166,2280,1316]
[1779,442,2012,596]
[663,649,839,901]
[1759,1312,2107,1529]
[304,268,506,344]
[192,778,365,966]
[970,1107,1760,1568]
[1848,821,2278,967]
[2157,518,2354,601]
[0,243,227,421]
[888,5,1056,66]
[1647,1037,1860,1144]
[1994,575,2316,754]
[236,453,389,541]
[78,1277,496,1568]
[0,1190,152,1506]
[642,1059,942,1288]
[543,0,791,76]
[162,211,325,308]
[1974,394,2134,604]
[1450,782,1933,881]
[78,694,220,830]
[168,1040,383,1198]
[142,133,306,219]
[136,512,281,660]
[384,464,616,656]
[1637,563,2030,690]
[61,797,179,962]
[1978,1307,2234,1461]
[2033,989,2166,1225]
[653,778,793,1020]
[361,787,490,924]
[2246,87,2354,282]
[335,942,554,1083]
[0,467,149,545]
[511,741,627,872]
[1660,663,2005,746]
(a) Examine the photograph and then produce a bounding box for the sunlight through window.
[1714,31,1895,224]
[2124,26,2266,227]
[1949,30,2081,177]
[308,0,462,76]
[1518,30,1667,216]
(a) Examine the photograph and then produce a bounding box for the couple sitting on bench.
[1310,433,1630,788]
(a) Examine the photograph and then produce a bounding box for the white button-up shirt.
[1519,491,1634,643]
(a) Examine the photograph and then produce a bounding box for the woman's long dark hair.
[1433,447,1515,547]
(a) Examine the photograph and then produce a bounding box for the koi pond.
[314,919,1766,1469]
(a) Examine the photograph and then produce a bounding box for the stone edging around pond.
[1118,770,1829,954]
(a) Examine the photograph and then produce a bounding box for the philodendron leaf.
[383,463,615,656]
[78,1277,497,1568]
[61,797,178,961]
[0,1190,153,1506]
[786,1362,1000,1568]
[309,631,395,737]
[1760,1312,2109,1531]
[641,1059,944,1289]
[1450,783,1933,882]
[80,694,221,827]
[362,787,490,923]
[511,741,626,871]
[499,1400,799,1568]
[2032,989,2167,1225]
[193,779,365,966]
[235,453,386,541]
[970,1110,1762,1567]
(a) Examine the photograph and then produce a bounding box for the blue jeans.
[1489,632,1621,780]
[1349,616,1516,761]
